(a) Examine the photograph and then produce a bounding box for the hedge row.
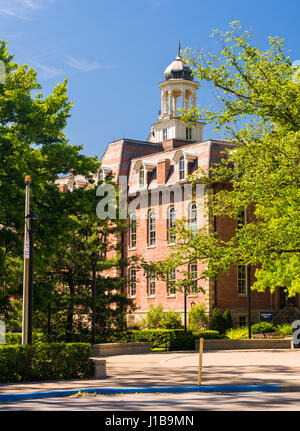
[4,329,223,351]
[103,329,223,351]
[0,343,93,383]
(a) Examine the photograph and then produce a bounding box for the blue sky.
[0,0,299,159]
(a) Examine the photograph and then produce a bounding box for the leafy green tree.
[140,22,300,298]
[0,40,98,298]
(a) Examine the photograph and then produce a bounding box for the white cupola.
[148,42,204,145]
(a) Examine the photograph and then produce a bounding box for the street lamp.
[47,272,54,338]
[248,265,251,339]
[90,252,98,345]
[25,211,40,345]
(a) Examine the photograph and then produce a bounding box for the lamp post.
[47,272,53,338]
[248,265,251,340]
[91,252,98,344]
[184,286,187,332]
[25,211,40,345]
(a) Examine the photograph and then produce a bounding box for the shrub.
[188,304,208,331]
[0,343,93,383]
[276,323,292,337]
[139,305,164,329]
[5,332,45,345]
[160,310,182,329]
[222,309,233,331]
[251,322,276,334]
[225,327,248,339]
[210,307,226,334]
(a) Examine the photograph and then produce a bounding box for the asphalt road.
[0,391,300,411]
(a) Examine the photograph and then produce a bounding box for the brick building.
[57,49,297,328]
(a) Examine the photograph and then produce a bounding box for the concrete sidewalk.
[1,349,300,396]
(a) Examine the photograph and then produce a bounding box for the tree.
[0,40,98,298]
[141,22,300,298]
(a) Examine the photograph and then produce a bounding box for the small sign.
[24,241,30,258]
[260,312,273,323]
[0,320,6,344]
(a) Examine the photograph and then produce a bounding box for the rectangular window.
[186,127,192,140]
[129,215,136,248]
[129,269,136,297]
[163,128,168,141]
[238,315,247,327]
[237,265,247,295]
[147,274,155,297]
[148,211,156,246]
[167,268,176,296]
[189,263,198,294]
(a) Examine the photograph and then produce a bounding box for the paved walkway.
[1,349,300,396]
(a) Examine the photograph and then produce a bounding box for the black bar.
[27,229,35,345]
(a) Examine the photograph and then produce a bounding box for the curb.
[0,385,281,402]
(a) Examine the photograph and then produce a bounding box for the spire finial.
[178,39,181,57]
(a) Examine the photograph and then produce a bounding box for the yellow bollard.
[198,338,204,386]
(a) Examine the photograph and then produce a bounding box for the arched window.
[189,203,197,236]
[129,213,137,249]
[168,206,176,243]
[179,155,185,180]
[139,165,145,188]
[148,210,156,246]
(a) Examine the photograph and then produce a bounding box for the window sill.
[130,295,136,299]
[147,295,155,299]
[166,295,176,298]
[128,247,136,251]
[146,245,156,249]
[238,293,247,297]
[188,294,198,298]
[167,242,175,247]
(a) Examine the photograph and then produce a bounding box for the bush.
[251,322,276,334]
[226,327,248,339]
[210,307,226,334]
[139,305,164,329]
[5,332,45,345]
[276,323,292,337]
[188,304,208,331]
[0,343,93,383]
[160,310,182,329]
[222,309,233,331]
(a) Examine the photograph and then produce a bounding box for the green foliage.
[222,309,234,331]
[210,307,226,334]
[276,323,292,337]
[139,305,182,330]
[251,322,276,334]
[226,327,248,339]
[160,310,182,329]
[0,343,93,383]
[142,23,300,297]
[188,304,208,330]
[5,332,44,345]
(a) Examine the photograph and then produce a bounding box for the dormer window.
[179,155,185,180]
[163,128,168,141]
[98,169,105,182]
[186,127,192,140]
[139,165,145,188]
